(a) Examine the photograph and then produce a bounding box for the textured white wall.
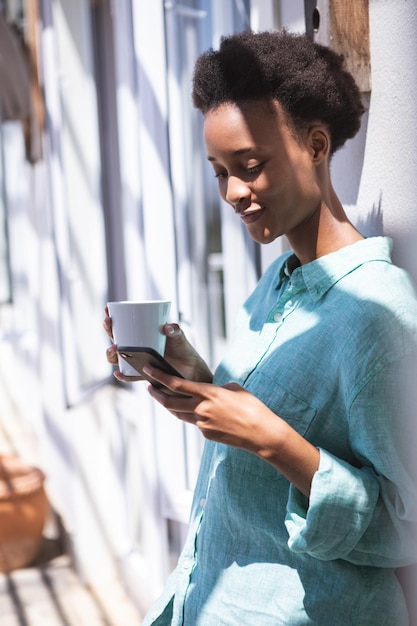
[354,0,417,283]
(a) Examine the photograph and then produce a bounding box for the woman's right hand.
[103,306,143,382]
[162,323,213,383]
[103,308,213,384]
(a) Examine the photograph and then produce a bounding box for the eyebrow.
[207,146,259,162]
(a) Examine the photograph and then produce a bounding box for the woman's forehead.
[203,100,290,150]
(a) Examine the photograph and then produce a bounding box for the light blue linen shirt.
[143,237,417,625]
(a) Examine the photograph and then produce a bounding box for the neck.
[288,181,364,266]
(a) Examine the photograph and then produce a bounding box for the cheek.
[254,171,288,200]
[258,167,318,209]
[298,167,320,198]
[287,155,319,196]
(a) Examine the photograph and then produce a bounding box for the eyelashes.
[246,164,263,174]
[213,163,264,179]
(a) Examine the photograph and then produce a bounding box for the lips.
[238,206,266,224]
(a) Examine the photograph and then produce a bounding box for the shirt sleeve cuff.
[285,448,379,561]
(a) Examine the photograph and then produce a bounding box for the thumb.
[164,323,186,342]
[223,382,244,392]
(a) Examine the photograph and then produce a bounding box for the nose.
[224,176,251,211]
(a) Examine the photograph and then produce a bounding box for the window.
[50,0,110,401]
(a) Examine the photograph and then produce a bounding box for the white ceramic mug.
[107,300,171,375]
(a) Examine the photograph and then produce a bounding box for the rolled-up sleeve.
[286,354,417,567]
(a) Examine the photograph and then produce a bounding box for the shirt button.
[274,312,282,322]
[200,498,206,507]
[182,557,193,571]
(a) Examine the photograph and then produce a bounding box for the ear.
[308,126,330,164]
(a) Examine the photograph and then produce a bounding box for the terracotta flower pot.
[0,454,49,573]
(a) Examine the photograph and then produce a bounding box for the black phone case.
[117,346,189,397]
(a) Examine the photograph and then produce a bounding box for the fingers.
[107,344,145,382]
[103,307,113,340]
[146,380,197,413]
[143,365,199,401]
[104,307,142,382]
[106,343,118,364]
[114,370,143,383]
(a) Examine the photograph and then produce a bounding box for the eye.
[246,163,263,175]
[213,170,227,180]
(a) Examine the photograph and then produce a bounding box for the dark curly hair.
[192,29,365,155]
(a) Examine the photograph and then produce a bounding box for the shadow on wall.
[355,195,384,239]
[354,194,417,289]
[346,196,417,289]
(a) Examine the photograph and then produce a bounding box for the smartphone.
[117,346,190,397]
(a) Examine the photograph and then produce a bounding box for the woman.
[105,30,417,625]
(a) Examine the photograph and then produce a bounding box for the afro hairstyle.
[192,29,365,155]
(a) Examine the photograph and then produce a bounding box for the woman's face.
[203,100,323,246]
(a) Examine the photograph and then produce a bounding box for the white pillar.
[356,0,417,283]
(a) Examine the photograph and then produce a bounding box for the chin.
[249,228,279,245]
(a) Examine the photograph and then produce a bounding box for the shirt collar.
[276,237,393,302]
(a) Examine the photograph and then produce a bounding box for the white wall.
[355,0,417,284]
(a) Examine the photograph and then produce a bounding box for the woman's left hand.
[144,365,320,497]
[143,365,275,453]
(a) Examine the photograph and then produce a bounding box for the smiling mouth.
[238,206,265,223]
